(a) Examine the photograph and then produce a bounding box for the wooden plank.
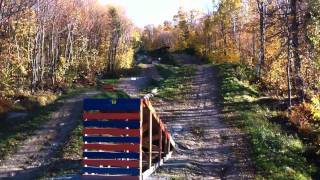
[84,128,140,137]
[83,98,140,111]
[83,120,140,129]
[84,112,140,120]
[83,159,139,168]
[83,152,139,159]
[82,167,139,176]
[142,122,149,133]
[83,136,140,143]
[83,144,140,152]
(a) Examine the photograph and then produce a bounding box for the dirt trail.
[151,57,254,179]
[0,91,100,180]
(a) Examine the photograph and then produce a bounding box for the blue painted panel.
[83,136,140,143]
[83,120,140,129]
[83,98,141,111]
[82,167,139,176]
[83,152,139,159]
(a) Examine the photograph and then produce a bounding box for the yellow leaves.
[289,103,314,134]
[207,48,241,64]
[311,96,320,120]
[289,97,320,135]
[18,65,28,76]
[117,48,134,69]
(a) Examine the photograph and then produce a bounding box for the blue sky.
[99,0,213,27]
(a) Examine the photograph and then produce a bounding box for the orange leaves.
[0,98,12,114]
[288,101,319,135]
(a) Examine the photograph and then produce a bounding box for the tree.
[0,0,137,98]
[256,0,266,78]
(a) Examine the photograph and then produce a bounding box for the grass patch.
[94,90,130,99]
[145,64,195,101]
[0,87,92,159]
[216,63,316,179]
[97,78,119,87]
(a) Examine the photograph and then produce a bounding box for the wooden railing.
[82,98,175,180]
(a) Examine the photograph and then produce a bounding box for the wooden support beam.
[142,122,149,133]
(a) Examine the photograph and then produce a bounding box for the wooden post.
[148,110,153,169]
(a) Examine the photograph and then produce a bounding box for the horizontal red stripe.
[83,159,139,168]
[84,112,140,120]
[84,128,140,136]
[83,143,140,152]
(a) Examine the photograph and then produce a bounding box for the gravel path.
[0,91,100,180]
[150,63,255,179]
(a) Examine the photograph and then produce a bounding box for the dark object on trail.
[148,46,176,65]
[103,84,115,92]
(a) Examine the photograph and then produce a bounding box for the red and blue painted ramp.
[82,98,175,180]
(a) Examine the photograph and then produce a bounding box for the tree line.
[0,0,137,98]
[141,0,320,106]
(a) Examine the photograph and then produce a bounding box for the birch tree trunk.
[256,0,266,78]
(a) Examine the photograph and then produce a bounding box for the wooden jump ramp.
[82,98,175,180]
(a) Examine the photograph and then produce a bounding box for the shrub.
[0,98,12,113]
[289,95,320,134]
[35,92,58,106]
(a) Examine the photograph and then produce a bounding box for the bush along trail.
[216,63,317,179]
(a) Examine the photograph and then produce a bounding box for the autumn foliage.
[0,0,139,113]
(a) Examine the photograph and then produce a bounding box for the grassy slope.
[146,64,195,101]
[216,63,316,179]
